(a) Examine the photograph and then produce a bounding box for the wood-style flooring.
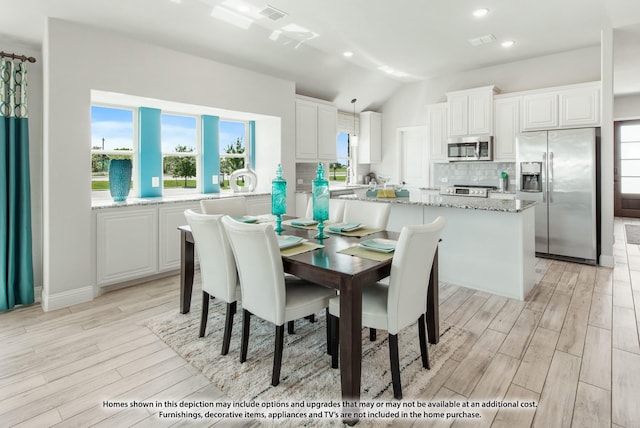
[1,217,639,427]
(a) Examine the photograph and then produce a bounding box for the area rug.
[146,300,471,426]
[625,224,640,245]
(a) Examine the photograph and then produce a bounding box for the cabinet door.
[468,91,493,135]
[97,208,158,286]
[359,111,382,163]
[317,104,337,161]
[427,103,448,161]
[295,100,318,160]
[158,203,199,272]
[447,94,468,136]
[559,86,600,127]
[494,97,521,161]
[522,92,558,130]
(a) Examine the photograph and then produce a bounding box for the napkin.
[291,218,318,226]
[278,235,305,250]
[329,223,362,233]
[359,238,397,253]
[232,216,258,224]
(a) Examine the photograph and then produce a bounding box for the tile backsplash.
[295,162,321,191]
[433,162,516,189]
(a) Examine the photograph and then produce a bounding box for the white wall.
[614,94,640,120]
[42,19,296,309]
[0,39,43,298]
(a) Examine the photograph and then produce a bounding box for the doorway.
[614,120,640,217]
[397,126,428,188]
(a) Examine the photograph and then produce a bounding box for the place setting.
[338,237,398,261]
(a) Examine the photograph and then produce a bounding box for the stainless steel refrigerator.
[516,128,598,264]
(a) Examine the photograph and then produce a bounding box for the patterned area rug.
[625,224,640,245]
[146,299,471,426]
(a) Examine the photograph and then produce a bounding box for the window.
[161,113,199,196]
[329,132,349,185]
[620,123,640,194]
[219,120,248,190]
[90,105,136,200]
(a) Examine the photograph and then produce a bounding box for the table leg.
[427,247,439,344]
[339,277,363,426]
[180,230,195,314]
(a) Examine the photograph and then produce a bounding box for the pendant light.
[350,98,358,146]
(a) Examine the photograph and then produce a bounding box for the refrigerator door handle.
[549,151,554,203]
[542,152,547,203]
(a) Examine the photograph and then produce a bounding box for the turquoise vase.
[312,163,330,240]
[271,164,287,235]
[109,158,132,202]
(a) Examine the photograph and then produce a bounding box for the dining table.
[178,220,440,424]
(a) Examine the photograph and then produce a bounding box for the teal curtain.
[0,58,34,312]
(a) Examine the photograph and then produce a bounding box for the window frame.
[219,118,250,192]
[160,112,201,195]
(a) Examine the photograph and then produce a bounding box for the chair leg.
[418,314,430,369]
[389,333,402,400]
[272,324,285,386]
[287,320,295,334]
[369,328,377,341]
[329,314,339,369]
[240,309,251,363]
[221,301,236,355]
[199,291,210,338]
[325,308,331,355]
[305,314,316,323]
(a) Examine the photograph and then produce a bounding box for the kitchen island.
[336,189,536,300]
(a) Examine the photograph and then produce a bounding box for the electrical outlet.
[152,177,160,187]
[297,179,304,185]
[441,177,448,183]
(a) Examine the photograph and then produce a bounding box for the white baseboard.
[599,254,614,268]
[41,285,95,312]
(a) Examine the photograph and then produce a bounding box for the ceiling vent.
[468,34,496,46]
[259,5,288,21]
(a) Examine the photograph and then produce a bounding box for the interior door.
[615,120,640,217]
[398,126,427,187]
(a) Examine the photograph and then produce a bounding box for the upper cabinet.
[522,82,600,131]
[358,111,382,164]
[446,86,498,136]
[493,95,521,162]
[295,96,337,162]
[426,103,448,162]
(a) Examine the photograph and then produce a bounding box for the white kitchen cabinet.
[489,192,516,200]
[358,111,382,164]
[447,86,497,136]
[158,203,200,272]
[295,96,337,162]
[522,92,558,131]
[426,103,448,162]
[522,82,600,131]
[559,86,600,127]
[246,194,271,215]
[493,96,521,161]
[97,208,158,286]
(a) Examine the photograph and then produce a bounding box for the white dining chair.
[200,197,247,216]
[328,216,446,399]
[184,209,240,355]
[342,199,391,229]
[221,216,336,386]
[305,197,346,223]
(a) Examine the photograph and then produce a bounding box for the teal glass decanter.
[312,163,330,240]
[271,164,287,235]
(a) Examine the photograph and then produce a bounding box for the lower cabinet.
[158,204,200,272]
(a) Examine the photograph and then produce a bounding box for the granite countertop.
[91,191,271,210]
[336,189,535,213]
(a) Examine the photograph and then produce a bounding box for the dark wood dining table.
[178,223,440,424]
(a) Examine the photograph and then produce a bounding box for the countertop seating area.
[221,216,336,387]
[328,216,446,400]
[184,210,240,355]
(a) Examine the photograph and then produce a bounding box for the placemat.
[328,226,383,238]
[280,241,324,257]
[337,244,395,261]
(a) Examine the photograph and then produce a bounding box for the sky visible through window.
[337,132,349,162]
[91,106,134,150]
[161,114,196,152]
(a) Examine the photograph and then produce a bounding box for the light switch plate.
[441,177,448,183]
[212,175,219,184]
[152,177,160,187]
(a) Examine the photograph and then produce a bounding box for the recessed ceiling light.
[343,51,353,58]
[501,40,515,48]
[473,8,489,18]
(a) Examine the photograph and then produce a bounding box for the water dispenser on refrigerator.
[520,162,542,192]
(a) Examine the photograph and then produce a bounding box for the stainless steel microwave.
[446,136,493,162]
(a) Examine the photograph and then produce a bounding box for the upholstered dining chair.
[328,216,446,399]
[342,199,391,229]
[200,197,247,216]
[305,197,346,223]
[221,216,336,386]
[184,210,240,355]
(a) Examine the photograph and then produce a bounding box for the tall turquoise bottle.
[271,164,286,235]
[312,162,330,239]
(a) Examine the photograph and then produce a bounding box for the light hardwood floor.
[1,217,639,427]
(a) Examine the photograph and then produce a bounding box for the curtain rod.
[0,51,37,63]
